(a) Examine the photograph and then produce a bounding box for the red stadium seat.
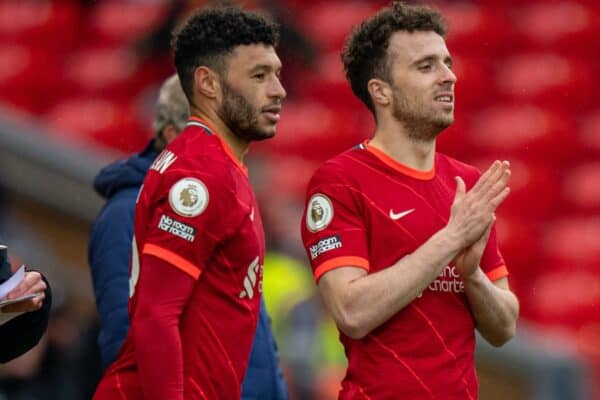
[301,49,365,110]
[252,154,320,201]
[297,1,380,52]
[541,216,600,265]
[0,0,80,49]
[465,157,562,220]
[562,162,600,213]
[0,43,64,113]
[493,216,543,303]
[258,99,372,162]
[86,1,170,47]
[510,1,600,55]
[451,54,496,109]
[494,53,595,111]
[62,46,148,100]
[579,110,600,156]
[467,104,577,163]
[44,97,150,154]
[437,3,516,55]
[526,268,600,330]
[436,114,471,160]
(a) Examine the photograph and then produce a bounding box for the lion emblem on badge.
[169,177,208,217]
[306,194,333,232]
[180,184,199,207]
[311,201,324,224]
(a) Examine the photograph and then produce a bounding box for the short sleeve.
[142,171,239,280]
[301,165,369,282]
[480,224,508,281]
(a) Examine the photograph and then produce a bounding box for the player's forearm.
[330,227,462,339]
[134,311,184,400]
[133,255,193,400]
[464,270,519,347]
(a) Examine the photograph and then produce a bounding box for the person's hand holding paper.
[0,266,46,314]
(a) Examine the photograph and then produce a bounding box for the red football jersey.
[301,142,508,400]
[95,117,265,399]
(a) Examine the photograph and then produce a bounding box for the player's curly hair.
[172,6,280,102]
[342,2,447,113]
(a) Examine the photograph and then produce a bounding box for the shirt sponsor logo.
[158,214,196,242]
[150,150,177,174]
[239,256,262,299]
[168,177,209,218]
[309,235,342,260]
[418,265,464,298]
[306,193,334,232]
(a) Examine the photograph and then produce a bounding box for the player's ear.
[368,78,392,108]
[194,66,220,99]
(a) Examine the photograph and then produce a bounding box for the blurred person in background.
[300,2,519,399]
[0,245,51,364]
[88,74,188,372]
[90,72,287,399]
[94,5,287,400]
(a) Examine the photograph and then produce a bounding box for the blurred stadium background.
[0,0,598,399]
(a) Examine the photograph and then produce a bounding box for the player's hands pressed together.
[445,160,511,263]
[454,219,494,279]
[1,271,47,313]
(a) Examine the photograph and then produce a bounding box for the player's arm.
[132,173,225,400]
[132,252,196,400]
[318,161,511,339]
[464,272,518,346]
[318,227,464,339]
[455,221,519,347]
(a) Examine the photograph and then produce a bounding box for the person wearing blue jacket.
[88,74,288,399]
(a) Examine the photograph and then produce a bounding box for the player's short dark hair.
[172,6,280,102]
[341,1,447,113]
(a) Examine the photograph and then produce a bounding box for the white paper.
[0,293,37,308]
[0,265,25,299]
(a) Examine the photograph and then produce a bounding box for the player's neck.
[190,107,249,163]
[371,123,436,171]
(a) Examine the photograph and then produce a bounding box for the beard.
[218,81,274,142]
[391,87,453,142]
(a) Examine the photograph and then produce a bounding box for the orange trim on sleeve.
[314,256,369,282]
[486,265,508,281]
[142,243,202,280]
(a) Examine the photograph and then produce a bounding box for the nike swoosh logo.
[389,208,415,220]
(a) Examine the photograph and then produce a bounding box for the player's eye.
[418,64,432,72]
[253,73,266,81]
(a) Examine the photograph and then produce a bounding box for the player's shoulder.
[162,160,235,196]
[145,154,236,221]
[161,135,236,188]
[309,144,365,187]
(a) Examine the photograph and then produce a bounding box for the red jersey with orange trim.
[95,118,265,400]
[301,142,508,400]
